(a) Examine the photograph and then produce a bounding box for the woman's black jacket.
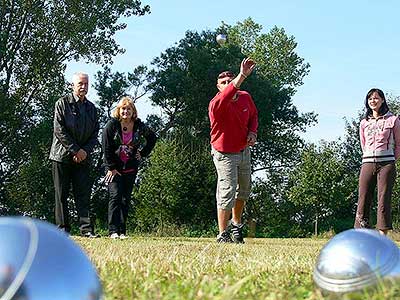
[102,117,157,172]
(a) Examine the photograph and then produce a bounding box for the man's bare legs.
[217,208,231,233]
[218,198,246,233]
[232,199,245,224]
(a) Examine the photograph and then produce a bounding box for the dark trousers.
[52,161,93,234]
[354,161,396,231]
[108,172,136,235]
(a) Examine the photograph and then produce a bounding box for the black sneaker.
[216,230,233,243]
[231,221,245,244]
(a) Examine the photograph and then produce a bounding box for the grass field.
[76,236,400,300]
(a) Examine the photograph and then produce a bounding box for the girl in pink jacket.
[354,88,400,235]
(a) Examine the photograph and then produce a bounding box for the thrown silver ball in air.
[216,34,227,45]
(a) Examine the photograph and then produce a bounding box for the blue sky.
[66,0,400,143]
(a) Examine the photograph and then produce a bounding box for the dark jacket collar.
[68,93,87,104]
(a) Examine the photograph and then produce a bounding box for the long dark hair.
[364,88,389,119]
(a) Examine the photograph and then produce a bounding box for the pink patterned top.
[119,132,135,173]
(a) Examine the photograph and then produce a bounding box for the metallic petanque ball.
[313,229,400,296]
[0,217,102,300]
[216,33,227,45]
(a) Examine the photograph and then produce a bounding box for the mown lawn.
[75,237,400,300]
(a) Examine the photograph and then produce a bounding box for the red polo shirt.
[208,83,258,153]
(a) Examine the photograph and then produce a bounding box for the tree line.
[1,1,398,237]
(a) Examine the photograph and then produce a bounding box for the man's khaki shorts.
[211,147,251,210]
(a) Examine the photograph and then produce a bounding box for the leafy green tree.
[337,117,362,226]
[132,137,216,235]
[227,18,310,95]
[226,18,316,171]
[94,65,154,124]
[1,0,150,217]
[246,176,298,237]
[287,142,354,235]
[148,18,316,174]
[384,95,400,227]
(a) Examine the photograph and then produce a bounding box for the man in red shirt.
[208,58,258,243]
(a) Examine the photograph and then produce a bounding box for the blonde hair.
[112,96,137,121]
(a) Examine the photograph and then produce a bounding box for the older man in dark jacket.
[49,72,99,237]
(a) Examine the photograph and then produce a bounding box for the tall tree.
[148,18,316,174]
[386,95,400,226]
[287,142,354,235]
[93,65,153,126]
[133,136,216,234]
[226,18,316,170]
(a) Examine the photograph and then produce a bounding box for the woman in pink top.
[354,88,400,235]
[102,97,156,239]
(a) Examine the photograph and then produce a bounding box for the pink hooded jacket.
[360,112,400,163]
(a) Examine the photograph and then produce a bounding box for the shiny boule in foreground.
[0,217,102,300]
[313,229,400,295]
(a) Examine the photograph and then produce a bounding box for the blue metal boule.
[313,228,400,295]
[0,217,103,300]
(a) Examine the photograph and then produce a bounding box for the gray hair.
[72,72,89,83]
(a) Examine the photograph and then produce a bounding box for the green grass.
[75,237,400,300]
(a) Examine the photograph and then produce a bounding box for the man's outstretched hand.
[240,58,256,78]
